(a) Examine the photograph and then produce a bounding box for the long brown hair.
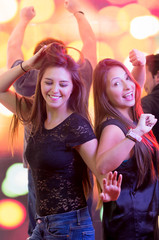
[93,58,159,188]
[26,44,89,134]
[11,43,92,197]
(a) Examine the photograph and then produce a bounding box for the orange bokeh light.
[0,199,26,229]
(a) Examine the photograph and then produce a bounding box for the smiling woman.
[40,66,73,120]
[0,43,97,240]
[105,65,136,116]
[93,54,159,240]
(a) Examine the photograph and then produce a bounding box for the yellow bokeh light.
[130,15,159,39]
[0,43,8,69]
[20,0,55,23]
[118,3,150,30]
[67,40,114,63]
[22,23,61,55]
[117,8,130,32]
[98,6,124,38]
[0,32,10,45]
[22,24,44,50]
[0,199,26,229]
[155,48,159,54]
[97,41,114,62]
[0,0,18,23]
[117,34,154,59]
[67,41,83,62]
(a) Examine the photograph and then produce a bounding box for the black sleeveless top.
[25,113,96,216]
[97,118,159,240]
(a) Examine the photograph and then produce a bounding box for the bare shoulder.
[99,124,126,151]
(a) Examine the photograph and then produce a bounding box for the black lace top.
[25,113,96,216]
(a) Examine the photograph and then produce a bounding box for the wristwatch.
[126,129,142,142]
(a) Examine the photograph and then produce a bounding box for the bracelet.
[126,129,142,142]
[74,11,84,16]
[126,134,137,143]
[20,62,27,73]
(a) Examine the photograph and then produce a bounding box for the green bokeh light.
[1,163,28,197]
[100,205,103,222]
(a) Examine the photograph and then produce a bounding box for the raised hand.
[20,6,36,23]
[134,113,157,136]
[100,171,122,202]
[23,45,47,71]
[129,49,146,67]
[64,0,81,14]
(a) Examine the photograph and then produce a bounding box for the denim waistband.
[36,206,90,223]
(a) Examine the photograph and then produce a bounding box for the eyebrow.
[111,77,120,81]
[111,72,127,81]
[44,77,70,82]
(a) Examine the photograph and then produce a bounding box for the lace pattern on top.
[26,113,96,216]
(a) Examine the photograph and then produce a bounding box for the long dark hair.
[93,58,159,188]
[27,44,89,135]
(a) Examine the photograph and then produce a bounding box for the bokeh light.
[97,41,114,62]
[118,3,150,32]
[98,6,124,38]
[1,163,28,198]
[0,0,159,238]
[121,3,150,20]
[0,43,8,68]
[155,48,159,54]
[124,55,134,72]
[100,206,103,222]
[0,199,26,229]
[0,104,13,117]
[130,15,159,39]
[67,40,83,62]
[117,34,154,60]
[20,0,55,23]
[0,32,10,45]
[107,0,135,5]
[0,0,18,23]
[138,0,159,10]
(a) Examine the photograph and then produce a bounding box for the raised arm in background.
[64,0,97,68]
[129,49,146,89]
[7,6,35,69]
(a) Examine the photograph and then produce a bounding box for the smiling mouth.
[123,92,134,100]
[48,95,61,100]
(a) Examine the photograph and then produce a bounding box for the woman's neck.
[118,107,134,122]
[44,108,73,130]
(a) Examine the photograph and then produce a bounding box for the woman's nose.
[52,83,59,92]
[123,81,131,89]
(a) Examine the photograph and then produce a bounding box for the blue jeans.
[29,206,95,240]
[27,170,94,235]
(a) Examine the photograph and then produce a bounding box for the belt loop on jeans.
[77,209,80,225]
